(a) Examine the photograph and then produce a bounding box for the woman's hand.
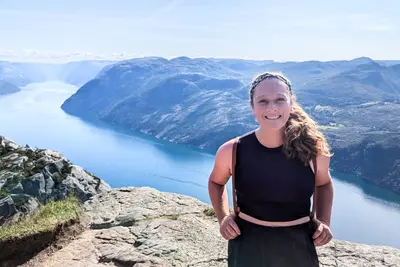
[312,219,333,246]
[219,214,241,240]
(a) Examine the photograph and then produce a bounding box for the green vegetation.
[203,207,215,217]
[0,196,82,241]
[0,175,23,199]
[0,189,8,199]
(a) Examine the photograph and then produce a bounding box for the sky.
[1,0,399,62]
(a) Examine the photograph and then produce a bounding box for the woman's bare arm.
[315,154,334,226]
[208,140,235,224]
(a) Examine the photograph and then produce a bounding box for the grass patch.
[0,189,9,199]
[0,196,82,241]
[203,207,215,217]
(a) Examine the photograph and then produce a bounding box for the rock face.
[29,187,400,267]
[0,136,111,224]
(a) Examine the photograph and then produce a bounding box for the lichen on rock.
[0,135,111,224]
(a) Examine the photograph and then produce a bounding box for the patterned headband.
[250,72,292,94]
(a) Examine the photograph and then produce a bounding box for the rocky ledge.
[26,187,400,267]
[0,136,111,224]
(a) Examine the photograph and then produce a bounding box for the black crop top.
[234,131,315,221]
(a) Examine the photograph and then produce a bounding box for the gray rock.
[2,152,20,162]
[45,175,55,194]
[84,187,205,229]
[0,179,5,190]
[0,195,17,220]
[9,182,24,194]
[13,155,28,169]
[0,170,16,182]
[0,138,4,155]
[31,187,400,267]
[21,173,46,200]
[58,165,111,202]
[6,140,20,151]
[0,135,111,224]
[45,159,68,174]
[89,188,400,267]
[20,195,39,213]
[10,193,38,212]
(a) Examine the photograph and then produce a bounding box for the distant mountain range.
[0,62,31,87]
[0,60,116,96]
[60,56,400,195]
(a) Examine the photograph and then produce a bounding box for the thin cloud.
[0,50,139,62]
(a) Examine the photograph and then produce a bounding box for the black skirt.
[228,216,320,267]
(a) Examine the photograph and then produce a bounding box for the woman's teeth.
[265,115,281,120]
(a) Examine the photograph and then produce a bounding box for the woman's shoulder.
[216,138,238,156]
[216,131,255,154]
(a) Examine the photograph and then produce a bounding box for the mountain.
[101,74,253,148]
[61,57,245,118]
[59,60,116,86]
[1,60,116,87]
[0,80,21,95]
[377,60,400,66]
[10,62,63,83]
[61,56,400,194]
[0,61,31,86]
[297,62,400,107]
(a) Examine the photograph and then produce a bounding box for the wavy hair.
[249,72,332,165]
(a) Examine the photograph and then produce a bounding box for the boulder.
[0,195,17,223]
[0,135,111,224]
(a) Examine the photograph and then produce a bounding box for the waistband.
[238,212,310,227]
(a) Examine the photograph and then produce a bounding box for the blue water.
[0,81,399,249]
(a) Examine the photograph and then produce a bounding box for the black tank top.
[235,131,315,221]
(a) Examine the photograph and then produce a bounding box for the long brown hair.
[249,72,332,165]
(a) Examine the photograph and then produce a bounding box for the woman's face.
[251,78,292,130]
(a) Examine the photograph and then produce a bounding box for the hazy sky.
[1,0,399,62]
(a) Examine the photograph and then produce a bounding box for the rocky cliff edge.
[24,187,400,267]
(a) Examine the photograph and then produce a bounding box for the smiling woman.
[250,74,293,131]
[208,72,334,267]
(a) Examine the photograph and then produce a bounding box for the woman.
[208,72,334,266]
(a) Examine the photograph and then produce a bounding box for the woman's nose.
[265,102,278,111]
